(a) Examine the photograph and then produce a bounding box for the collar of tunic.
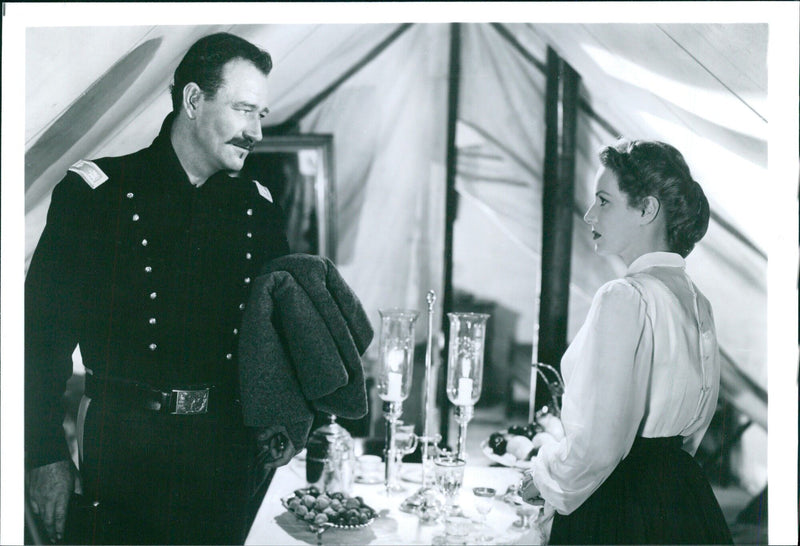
[626,251,685,275]
[149,112,194,187]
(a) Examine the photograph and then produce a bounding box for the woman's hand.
[538,414,565,441]
[520,470,541,504]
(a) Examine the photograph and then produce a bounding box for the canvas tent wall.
[24,22,767,492]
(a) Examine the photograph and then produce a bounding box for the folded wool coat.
[238,254,374,451]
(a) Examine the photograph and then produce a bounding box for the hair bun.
[688,179,710,245]
[599,139,710,257]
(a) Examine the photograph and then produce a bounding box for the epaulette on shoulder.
[253,180,273,203]
[68,159,108,189]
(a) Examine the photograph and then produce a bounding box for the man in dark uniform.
[26,33,294,544]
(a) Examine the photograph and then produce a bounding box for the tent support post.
[438,22,462,448]
[535,47,580,408]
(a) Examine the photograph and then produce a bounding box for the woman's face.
[583,166,645,263]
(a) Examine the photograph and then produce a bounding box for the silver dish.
[280,495,377,531]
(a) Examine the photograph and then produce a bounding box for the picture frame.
[241,134,337,262]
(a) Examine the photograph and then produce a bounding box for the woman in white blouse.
[520,140,732,544]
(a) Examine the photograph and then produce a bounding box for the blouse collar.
[626,252,685,275]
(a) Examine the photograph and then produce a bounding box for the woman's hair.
[170,33,273,112]
[599,139,710,257]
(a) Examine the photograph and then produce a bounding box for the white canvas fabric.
[23,22,767,488]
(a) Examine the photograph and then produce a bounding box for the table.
[246,459,546,545]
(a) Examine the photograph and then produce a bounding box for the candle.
[460,356,472,377]
[455,377,473,405]
[386,348,405,372]
[385,371,403,402]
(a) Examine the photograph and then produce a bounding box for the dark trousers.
[74,399,271,545]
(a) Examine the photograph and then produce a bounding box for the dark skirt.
[549,436,733,545]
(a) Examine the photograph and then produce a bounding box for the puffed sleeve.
[532,280,653,515]
[25,174,87,468]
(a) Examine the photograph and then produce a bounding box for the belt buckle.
[169,388,210,415]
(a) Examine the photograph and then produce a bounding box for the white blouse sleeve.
[532,280,654,515]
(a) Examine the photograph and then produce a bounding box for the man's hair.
[170,32,272,111]
[599,139,710,258]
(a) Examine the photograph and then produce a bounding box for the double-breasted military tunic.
[25,113,289,543]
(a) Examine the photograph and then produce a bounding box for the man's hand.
[28,460,75,543]
[255,425,297,468]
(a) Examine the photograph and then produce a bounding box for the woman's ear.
[640,196,661,225]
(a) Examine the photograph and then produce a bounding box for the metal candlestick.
[420,291,437,486]
[446,312,489,461]
[382,401,403,491]
[453,404,474,460]
[399,290,444,522]
[376,309,418,494]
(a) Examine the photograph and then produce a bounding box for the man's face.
[194,58,270,175]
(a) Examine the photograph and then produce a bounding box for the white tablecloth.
[246,459,545,545]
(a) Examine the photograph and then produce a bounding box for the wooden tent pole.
[536,47,580,404]
[438,22,462,447]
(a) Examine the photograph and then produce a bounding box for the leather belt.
[84,374,220,415]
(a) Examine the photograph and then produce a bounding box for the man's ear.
[182,83,203,120]
[640,196,660,225]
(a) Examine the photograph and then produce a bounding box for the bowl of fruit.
[282,486,378,533]
[480,412,565,469]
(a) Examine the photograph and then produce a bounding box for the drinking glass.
[514,503,539,530]
[394,422,419,478]
[434,456,466,517]
[472,487,496,543]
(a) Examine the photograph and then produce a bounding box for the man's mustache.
[228,138,255,151]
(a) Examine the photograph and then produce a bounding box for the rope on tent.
[491,22,620,138]
[267,23,414,134]
[720,347,768,406]
[492,22,767,261]
[489,22,546,73]
[657,25,767,123]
